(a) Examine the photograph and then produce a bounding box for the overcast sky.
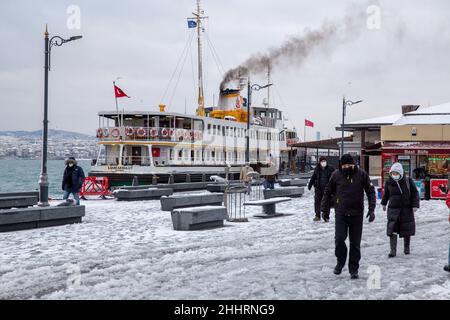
[1,0,450,139]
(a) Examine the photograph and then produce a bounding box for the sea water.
[0,159,92,198]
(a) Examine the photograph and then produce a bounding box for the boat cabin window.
[207,124,211,134]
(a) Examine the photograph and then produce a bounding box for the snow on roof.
[346,114,402,125]
[393,101,450,125]
[394,114,450,125]
[406,102,450,115]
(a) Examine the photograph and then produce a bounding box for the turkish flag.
[114,85,130,98]
[152,148,160,157]
[305,119,314,127]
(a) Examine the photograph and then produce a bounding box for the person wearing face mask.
[381,162,419,258]
[62,157,86,205]
[320,154,376,279]
[308,156,335,221]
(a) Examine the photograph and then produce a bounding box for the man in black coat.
[381,162,419,258]
[308,156,335,221]
[62,157,85,205]
[321,154,376,279]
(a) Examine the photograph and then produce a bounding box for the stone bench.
[0,205,85,232]
[171,206,228,231]
[0,191,39,199]
[0,196,38,209]
[263,186,304,199]
[160,193,224,211]
[278,179,308,187]
[114,188,173,201]
[244,197,292,217]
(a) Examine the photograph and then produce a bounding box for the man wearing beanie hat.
[320,153,376,279]
[308,156,335,221]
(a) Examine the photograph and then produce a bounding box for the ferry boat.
[89,1,298,187]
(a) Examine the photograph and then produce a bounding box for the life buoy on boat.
[161,128,169,138]
[136,127,146,138]
[125,127,134,137]
[169,129,175,137]
[150,128,158,138]
[103,128,110,137]
[177,129,184,138]
[96,128,103,138]
[111,128,120,138]
[184,130,191,140]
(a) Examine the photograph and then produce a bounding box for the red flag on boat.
[304,119,314,127]
[114,85,130,98]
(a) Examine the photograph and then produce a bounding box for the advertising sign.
[430,179,448,199]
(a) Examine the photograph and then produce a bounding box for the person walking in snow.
[308,156,335,222]
[381,162,419,258]
[444,189,450,273]
[320,154,376,279]
[62,157,85,205]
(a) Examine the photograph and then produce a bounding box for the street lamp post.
[246,80,272,164]
[38,26,82,207]
[340,97,363,158]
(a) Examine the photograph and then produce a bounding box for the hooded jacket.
[381,162,419,237]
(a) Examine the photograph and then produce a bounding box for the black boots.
[404,236,411,255]
[388,235,397,258]
[444,265,450,273]
[334,265,343,275]
[389,235,411,257]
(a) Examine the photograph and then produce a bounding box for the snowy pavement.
[1,189,450,299]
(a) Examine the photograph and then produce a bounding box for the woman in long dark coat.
[381,162,420,258]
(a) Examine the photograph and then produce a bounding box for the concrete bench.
[0,196,38,209]
[0,191,39,199]
[278,179,308,187]
[171,206,228,231]
[244,197,292,217]
[114,188,173,201]
[263,186,304,199]
[0,205,85,232]
[160,193,224,211]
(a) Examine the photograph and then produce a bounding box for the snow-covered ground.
[1,188,449,300]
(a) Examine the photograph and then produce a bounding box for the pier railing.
[96,127,203,142]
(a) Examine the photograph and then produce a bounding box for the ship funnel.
[218,88,242,111]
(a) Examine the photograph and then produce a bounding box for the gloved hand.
[308,185,312,191]
[413,207,418,213]
[321,211,329,222]
[366,211,375,222]
[382,205,387,211]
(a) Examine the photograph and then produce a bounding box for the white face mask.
[68,163,74,167]
[391,173,400,181]
[320,161,327,168]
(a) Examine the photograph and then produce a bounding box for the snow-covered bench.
[0,196,38,210]
[244,197,292,217]
[171,206,228,231]
[263,187,304,199]
[278,178,308,187]
[0,206,85,232]
[160,193,224,211]
[114,188,173,201]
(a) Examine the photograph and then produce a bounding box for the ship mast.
[267,63,271,109]
[192,0,207,117]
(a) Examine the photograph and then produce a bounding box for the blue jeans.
[63,190,80,205]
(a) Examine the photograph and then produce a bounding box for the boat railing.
[96,127,203,142]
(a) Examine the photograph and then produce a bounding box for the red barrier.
[80,176,112,198]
